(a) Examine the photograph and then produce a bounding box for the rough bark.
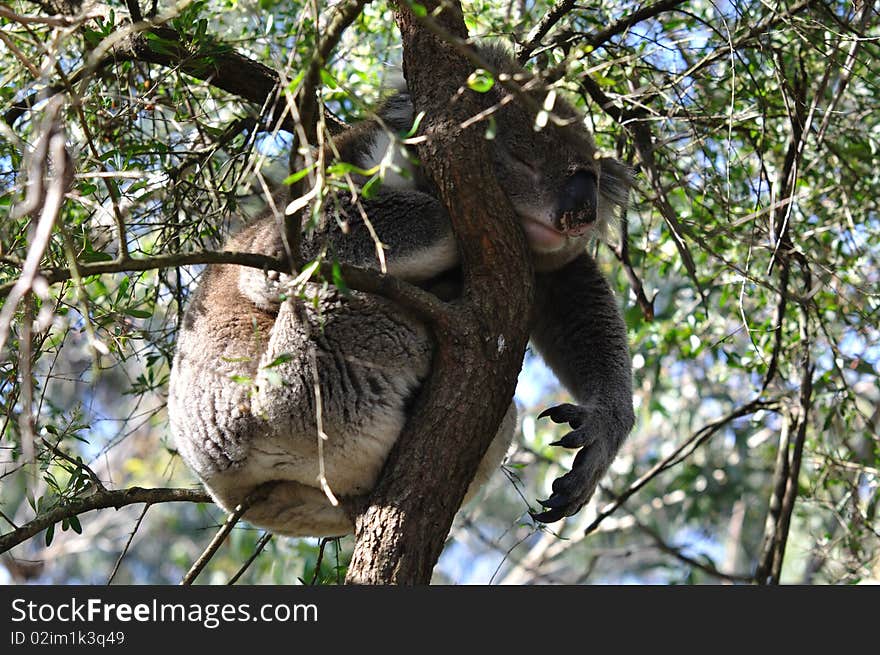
[344,2,534,584]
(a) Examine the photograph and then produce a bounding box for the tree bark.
[344,1,534,584]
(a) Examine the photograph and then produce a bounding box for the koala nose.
[557,170,598,232]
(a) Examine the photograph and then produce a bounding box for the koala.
[167,43,635,537]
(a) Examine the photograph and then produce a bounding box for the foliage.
[0,0,877,584]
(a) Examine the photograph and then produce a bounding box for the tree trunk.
[344,1,535,584]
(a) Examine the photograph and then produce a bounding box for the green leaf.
[195,18,208,40]
[286,70,306,94]
[410,2,427,17]
[45,522,55,547]
[361,175,381,199]
[403,111,425,138]
[295,259,321,287]
[319,69,339,89]
[331,260,349,295]
[263,353,294,369]
[68,515,82,534]
[326,162,375,177]
[143,32,182,58]
[82,29,103,49]
[283,163,317,185]
[80,249,114,263]
[115,275,131,303]
[467,69,495,93]
[123,307,152,319]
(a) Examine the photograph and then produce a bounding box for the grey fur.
[168,44,634,536]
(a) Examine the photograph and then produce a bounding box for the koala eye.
[495,147,537,176]
[558,170,597,220]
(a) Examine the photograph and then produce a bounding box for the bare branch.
[517,0,576,61]
[107,503,151,584]
[181,483,275,586]
[581,73,704,304]
[0,4,101,26]
[3,23,291,131]
[518,0,690,62]
[610,216,655,321]
[226,532,272,585]
[0,251,287,299]
[0,98,69,358]
[583,397,779,537]
[628,512,754,583]
[755,264,814,585]
[0,487,211,555]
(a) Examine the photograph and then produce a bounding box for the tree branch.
[611,216,655,321]
[581,72,705,304]
[120,26,293,129]
[517,0,689,62]
[0,487,211,555]
[4,16,290,130]
[755,265,814,585]
[227,532,272,585]
[583,397,779,537]
[181,483,273,585]
[517,0,576,61]
[629,512,754,583]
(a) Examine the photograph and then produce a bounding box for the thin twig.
[227,532,273,585]
[627,511,754,583]
[518,0,690,62]
[0,5,102,26]
[107,503,151,584]
[0,99,68,357]
[181,483,275,586]
[517,0,576,61]
[580,74,704,305]
[41,437,107,492]
[308,537,332,585]
[0,29,42,78]
[610,215,654,321]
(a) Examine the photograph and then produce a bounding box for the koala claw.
[550,430,597,449]
[537,403,585,427]
[536,492,568,509]
[530,506,568,524]
[531,402,615,524]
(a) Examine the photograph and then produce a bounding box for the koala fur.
[168,44,634,536]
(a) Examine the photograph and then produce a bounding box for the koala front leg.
[529,253,635,523]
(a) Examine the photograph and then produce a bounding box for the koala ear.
[598,157,632,209]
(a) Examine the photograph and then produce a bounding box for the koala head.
[358,43,630,271]
[476,44,630,271]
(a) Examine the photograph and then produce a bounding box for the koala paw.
[530,402,624,524]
